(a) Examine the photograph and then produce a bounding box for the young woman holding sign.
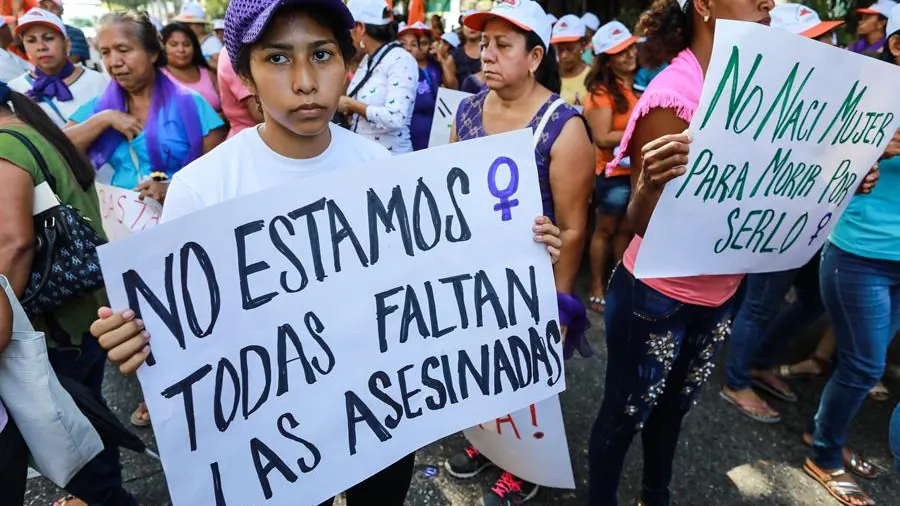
[442,1,594,504]
[586,0,880,504]
[88,0,564,503]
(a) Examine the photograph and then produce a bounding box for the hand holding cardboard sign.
[639,130,692,191]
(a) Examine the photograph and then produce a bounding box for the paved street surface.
[25,310,899,506]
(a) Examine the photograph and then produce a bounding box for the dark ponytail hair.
[161,22,209,69]
[584,53,631,114]
[2,88,95,190]
[364,8,397,43]
[98,10,168,68]
[524,30,561,94]
[882,32,899,63]
[637,0,693,69]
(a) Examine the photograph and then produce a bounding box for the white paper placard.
[464,395,574,488]
[634,20,900,278]
[95,183,162,241]
[428,88,473,148]
[97,130,565,506]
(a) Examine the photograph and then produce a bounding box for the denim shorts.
[595,175,631,215]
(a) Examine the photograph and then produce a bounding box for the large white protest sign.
[428,88,472,147]
[464,395,574,488]
[634,20,900,278]
[95,183,162,241]
[97,129,564,506]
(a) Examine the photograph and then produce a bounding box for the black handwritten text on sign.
[95,129,564,506]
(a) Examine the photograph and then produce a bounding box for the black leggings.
[318,453,415,506]
[0,419,29,506]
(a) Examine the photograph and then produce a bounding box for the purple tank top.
[455,90,579,220]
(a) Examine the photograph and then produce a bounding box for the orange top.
[0,0,38,17]
[584,83,638,177]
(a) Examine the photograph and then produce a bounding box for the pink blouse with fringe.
[608,49,743,307]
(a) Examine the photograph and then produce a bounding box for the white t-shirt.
[0,49,30,82]
[200,34,224,60]
[9,67,109,127]
[162,124,390,223]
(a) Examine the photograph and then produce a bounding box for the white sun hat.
[551,14,586,44]
[581,12,600,31]
[770,4,844,38]
[464,0,553,48]
[857,0,897,18]
[591,20,638,54]
[347,0,391,26]
[174,2,210,24]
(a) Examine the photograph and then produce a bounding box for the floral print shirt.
[348,43,419,154]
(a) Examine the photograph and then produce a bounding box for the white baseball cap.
[551,14,585,43]
[581,12,600,31]
[546,13,558,25]
[14,8,67,38]
[213,19,225,31]
[771,4,844,38]
[591,20,637,54]
[857,0,897,18]
[464,0,553,48]
[441,31,461,47]
[347,0,391,26]
[888,2,900,35]
[174,2,209,24]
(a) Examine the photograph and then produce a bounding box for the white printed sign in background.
[428,88,473,148]
[95,183,162,241]
[464,395,575,489]
[634,20,900,278]
[97,130,564,506]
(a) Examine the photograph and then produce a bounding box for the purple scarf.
[559,293,593,360]
[88,70,203,176]
[27,60,75,102]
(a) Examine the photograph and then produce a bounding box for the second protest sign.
[634,20,900,278]
[97,129,564,506]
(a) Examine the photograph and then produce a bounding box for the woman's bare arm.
[549,117,595,293]
[0,161,36,296]
[627,108,690,237]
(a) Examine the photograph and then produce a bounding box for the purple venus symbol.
[487,156,520,221]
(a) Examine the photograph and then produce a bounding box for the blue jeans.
[891,402,900,472]
[812,243,900,469]
[725,255,824,390]
[588,266,736,506]
[47,331,137,506]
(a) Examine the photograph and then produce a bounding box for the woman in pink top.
[160,23,221,112]
[587,0,765,504]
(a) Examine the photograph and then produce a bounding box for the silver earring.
[703,14,710,22]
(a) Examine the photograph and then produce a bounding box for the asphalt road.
[25,310,899,506]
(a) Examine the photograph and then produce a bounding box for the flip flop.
[751,377,798,403]
[589,296,605,314]
[130,402,151,428]
[719,390,781,423]
[776,356,831,379]
[868,382,889,402]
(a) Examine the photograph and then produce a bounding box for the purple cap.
[224,0,355,63]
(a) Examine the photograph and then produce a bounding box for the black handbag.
[0,129,107,315]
